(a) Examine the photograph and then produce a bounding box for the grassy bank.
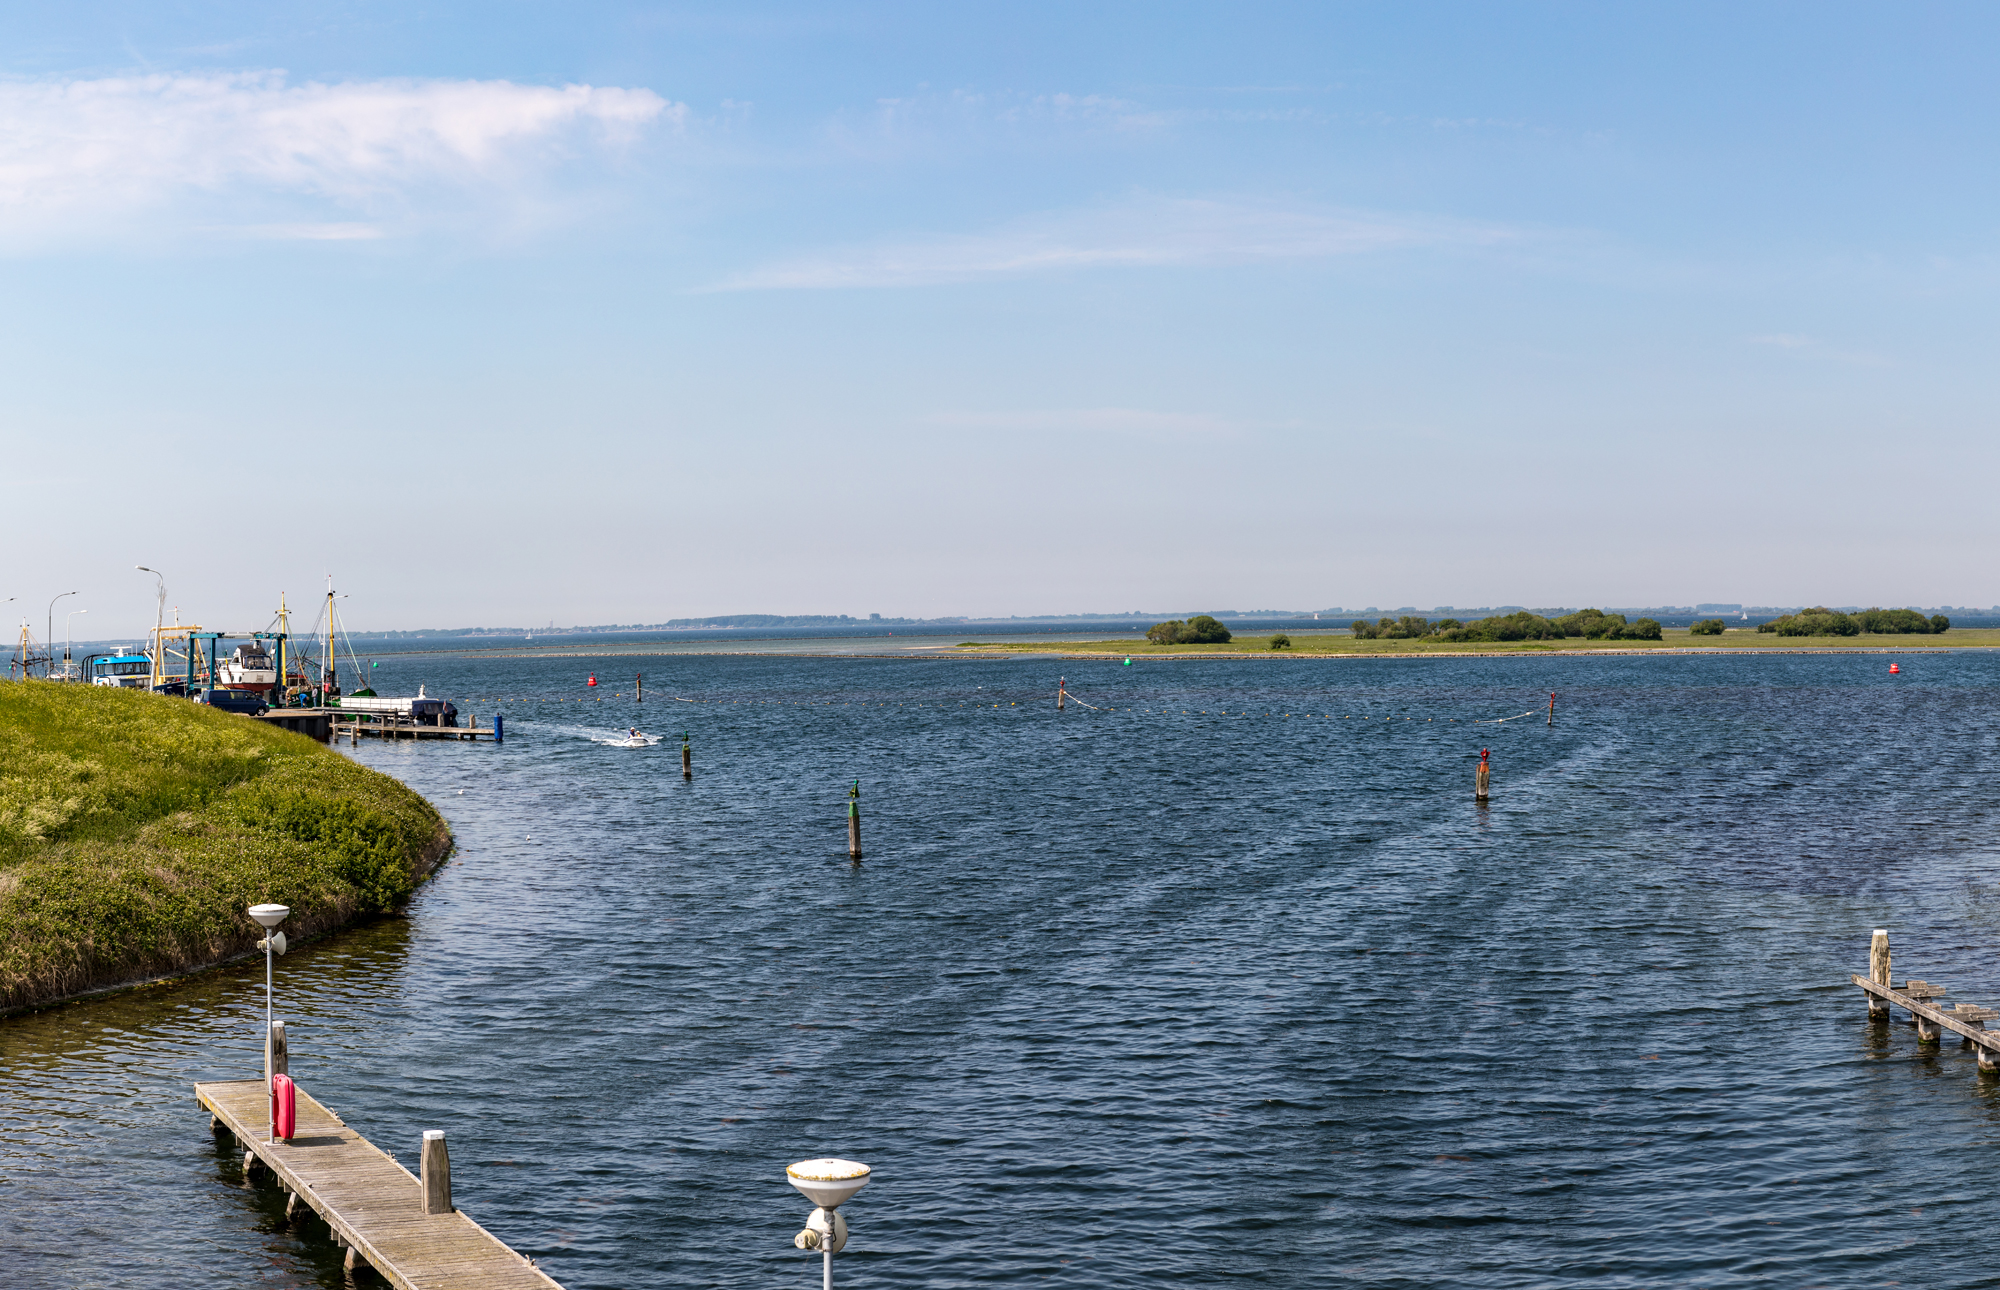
[0,681,448,1014]
[954,628,2000,657]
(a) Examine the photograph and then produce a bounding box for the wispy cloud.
[0,72,678,245]
[930,407,1247,439]
[711,196,1513,290]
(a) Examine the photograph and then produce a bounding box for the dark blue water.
[5,651,2000,1289]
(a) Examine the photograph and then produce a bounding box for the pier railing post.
[421,1130,453,1215]
[266,1019,288,1086]
[1869,929,1891,1020]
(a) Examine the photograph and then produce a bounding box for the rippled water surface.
[6,651,2000,1289]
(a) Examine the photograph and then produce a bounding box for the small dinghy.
[614,728,650,748]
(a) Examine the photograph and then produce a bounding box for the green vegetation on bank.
[1349,608,1662,642]
[1757,607,1949,636]
[0,682,446,1013]
[957,626,2000,657]
[1146,615,1232,644]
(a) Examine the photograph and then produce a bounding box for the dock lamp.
[248,904,289,1099]
[788,1158,870,1290]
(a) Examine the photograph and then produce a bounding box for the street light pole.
[46,591,75,679]
[136,567,165,688]
[65,609,87,679]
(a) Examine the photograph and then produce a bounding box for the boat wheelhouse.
[217,642,279,693]
[91,654,154,688]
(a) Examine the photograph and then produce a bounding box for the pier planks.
[195,1079,560,1290]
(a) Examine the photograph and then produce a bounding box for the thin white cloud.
[930,408,1248,439]
[710,197,1514,290]
[0,72,678,244]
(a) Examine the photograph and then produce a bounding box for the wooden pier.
[1850,929,2000,1075]
[253,709,334,742]
[331,713,497,742]
[196,1078,559,1288]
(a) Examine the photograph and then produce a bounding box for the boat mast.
[324,575,336,699]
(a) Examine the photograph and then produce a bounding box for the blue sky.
[6,3,1999,636]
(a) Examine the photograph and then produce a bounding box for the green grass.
[0,681,447,1013]
[954,627,2000,656]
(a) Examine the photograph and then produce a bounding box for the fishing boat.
[216,642,278,693]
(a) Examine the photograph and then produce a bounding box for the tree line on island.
[1349,609,1662,642]
[1753,607,1949,636]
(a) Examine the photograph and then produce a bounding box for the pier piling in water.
[682,734,692,780]
[848,780,862,861]
[1058,676,1066,710]
[1475,749,1491,802]
[266,1020,287,1087]
[1869,929,1892,1019]
[422,1130,453,1215]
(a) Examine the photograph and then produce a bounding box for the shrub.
[1854,608,1934,634]
[1146,615,1232,645]
[1269,634,1292,650]
[1762,607,1860,636]
[1690,618,1726,635]
[1932,614,1951,634]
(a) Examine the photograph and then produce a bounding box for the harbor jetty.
[198,1075,560,1287]
[1851,929,2000,1075]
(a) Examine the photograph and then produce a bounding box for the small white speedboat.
[614,728,649,748]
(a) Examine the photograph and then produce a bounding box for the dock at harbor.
[196,1078,558,1288]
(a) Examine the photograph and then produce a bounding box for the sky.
[5,2,1999,638]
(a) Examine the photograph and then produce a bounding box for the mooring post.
[682,733,692,780]
[421,1130,453,1215]
[266,1019,288,1087]
[495,713,504,743]
[1475,748,1491,801]
[1058,676,1066,710]
[637,672,643,703]
[1547,692,1555,726]
[1869,929,1892,1020]
[848,779,862,861]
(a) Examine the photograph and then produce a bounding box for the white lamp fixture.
[789,1158,871,1290]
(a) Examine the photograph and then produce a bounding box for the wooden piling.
[1475,749,1491,801]
[636,673,643,703]
[848,780,862,861]
[681,736,692,780]
[1869,929,1892,1019]
[421,1130,453,1215]
[266,1019,287,1088]
[1547,692,1555,726]
[1058,677,1066,710]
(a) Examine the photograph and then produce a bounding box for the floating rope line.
[1473,708,1542,724]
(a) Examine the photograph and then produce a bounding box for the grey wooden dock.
[196,1078,560,1288]
[330,713,497,742]
[1851,928,2000,1076]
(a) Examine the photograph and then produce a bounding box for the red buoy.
[587,674,597,687]
[271,1073,296,1141]
[1889,663,1901,674]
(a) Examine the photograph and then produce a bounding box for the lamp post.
[247,904,289,1113]
[135,567,166,687]
[46,591,76,679]
[788,1158,871,1290]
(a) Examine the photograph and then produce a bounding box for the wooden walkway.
[196,1079,561,1289]
[331,715,496,742]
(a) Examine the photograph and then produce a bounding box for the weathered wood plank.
[1851,975,2000,1051]
[196,1079,559,1290]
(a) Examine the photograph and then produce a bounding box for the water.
[5,651,1999,1288]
